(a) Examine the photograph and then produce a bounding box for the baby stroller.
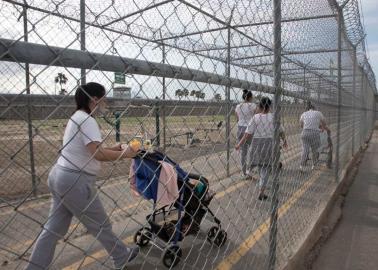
[130,150,227,268]
[319,130,333,168]
[303,130,333,168]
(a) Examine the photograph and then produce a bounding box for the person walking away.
[236,97,287,201]
[26,82,139,270]
[235,89,257,179]
[299,101,329,171]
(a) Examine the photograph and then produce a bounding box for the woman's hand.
[236,133,251,151]
[121,144,139,158]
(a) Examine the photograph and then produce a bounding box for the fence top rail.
[0,38,358,107]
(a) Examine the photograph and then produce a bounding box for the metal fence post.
[303,65,306,98]
[225,16,232,177]
[155,98,160,147]
[317,76,321,103]
[114,111,121,142]
[361,73,364,145]
[269,0,281,269]
[335,6,342,182]
[23,7,37,197]
[162,42,166,151]
[351,46,356,155]
[362,74,368,141]
[80,0,86,84]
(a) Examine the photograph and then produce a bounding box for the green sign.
[114,72,125,84]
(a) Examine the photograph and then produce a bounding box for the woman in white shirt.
[299,102,329,170]
[236,97,287,201]
[235,89,256,178]
[26,83,139,270]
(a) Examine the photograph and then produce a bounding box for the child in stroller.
[303,128,333,169]
[129,150,227,268]
[319,128,333,168]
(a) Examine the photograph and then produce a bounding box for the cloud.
[364,16,378,28]
[361,0,378,14]
[360,0,378,82]
[365,43,378,79]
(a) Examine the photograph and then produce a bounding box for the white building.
[113,86,131,99]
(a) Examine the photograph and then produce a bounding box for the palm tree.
[194,91,205,101]
[183,88,189,99]
[175,89,183,100]
[54,72,68,95]
[194,90,201,100]
[214,93,222,101]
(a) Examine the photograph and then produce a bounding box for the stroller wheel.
[207,226,227,247]
[134,227,151,247]
[162,245,182,268]
[214,229,227,247]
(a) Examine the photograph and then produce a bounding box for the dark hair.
[75,82,106,114]
[306,101,315,111]
[242,89,253,101]
[259,97,272,112]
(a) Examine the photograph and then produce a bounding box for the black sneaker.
[258,194,268,201]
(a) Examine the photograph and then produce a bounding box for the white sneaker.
[240,174,248,180]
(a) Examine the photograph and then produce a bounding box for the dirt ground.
[0,116,237,200]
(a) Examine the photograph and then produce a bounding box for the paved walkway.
[312,132,378,270]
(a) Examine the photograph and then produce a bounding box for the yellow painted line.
[63,235,135,270]
[9,149,300,255]
[61,152,303,269]
[62,178,252,269]
[215,182,248,199]
[0,200,49,217]
[214,169,323,270]
[8,201,144,252]
[0,179,124,217]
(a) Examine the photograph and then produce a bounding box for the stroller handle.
[187,173,209,185]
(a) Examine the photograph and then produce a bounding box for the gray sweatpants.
[237,126,252,175]
[300,129,321,166]
[258,165,269,189]
[26,165,130,270]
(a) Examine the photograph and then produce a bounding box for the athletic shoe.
[258,194,268,201]
[117,246,140,269]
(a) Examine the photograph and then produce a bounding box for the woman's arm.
[105,143,123,151]
[86,142,137,161]
[235,133,252,150]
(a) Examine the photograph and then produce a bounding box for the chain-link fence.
[0,0,376,269]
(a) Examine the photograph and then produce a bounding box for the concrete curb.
[282,136,371,270]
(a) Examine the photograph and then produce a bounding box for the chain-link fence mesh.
[0,0,376,269]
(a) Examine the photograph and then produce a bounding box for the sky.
[361,0,378,84]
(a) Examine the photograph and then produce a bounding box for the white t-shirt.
[246,113,280,138]
[57,110,102,175]
[235,102,257,127]
[300,110,325,131]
